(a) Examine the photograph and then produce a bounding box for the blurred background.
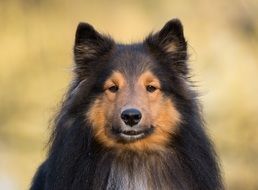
[0,0,257,189]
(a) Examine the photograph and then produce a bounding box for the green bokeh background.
[0,0,258,189]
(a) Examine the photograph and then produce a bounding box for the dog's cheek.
[86,98,106,130]
[151,97,181,130]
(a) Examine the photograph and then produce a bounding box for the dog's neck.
[91,149,187,190]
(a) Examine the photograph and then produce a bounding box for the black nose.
[121,109,142,127]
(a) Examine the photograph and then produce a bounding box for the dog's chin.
[111,126,154,143]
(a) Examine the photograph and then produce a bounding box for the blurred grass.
[0,0,258,189]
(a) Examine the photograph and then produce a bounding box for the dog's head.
[72,19,190,151]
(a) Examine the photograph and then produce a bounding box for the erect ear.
[148,18,187,54]
[74,22,114,64]
[158,19,186,53]
[145,19,188,75]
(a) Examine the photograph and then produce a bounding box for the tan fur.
[164,43,178,53]
[86,71,181,151]
[75,45,97,59]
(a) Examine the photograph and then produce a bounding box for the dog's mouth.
[111,126,154,142]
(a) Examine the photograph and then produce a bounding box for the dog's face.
[73,19,188,151]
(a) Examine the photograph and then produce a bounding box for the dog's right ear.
[74,22,114,64]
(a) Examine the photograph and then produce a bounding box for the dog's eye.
[108,85,119,93]
[146,85,157,93]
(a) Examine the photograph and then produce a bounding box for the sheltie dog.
[30,19,223,190]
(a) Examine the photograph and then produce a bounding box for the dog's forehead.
[110,44,155,78]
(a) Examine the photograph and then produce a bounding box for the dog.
[30,19,223,190]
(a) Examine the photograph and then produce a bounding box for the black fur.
[30,19,223,190]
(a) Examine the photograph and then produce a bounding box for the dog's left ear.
[158,19,186,53]
[146,19,188,75]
